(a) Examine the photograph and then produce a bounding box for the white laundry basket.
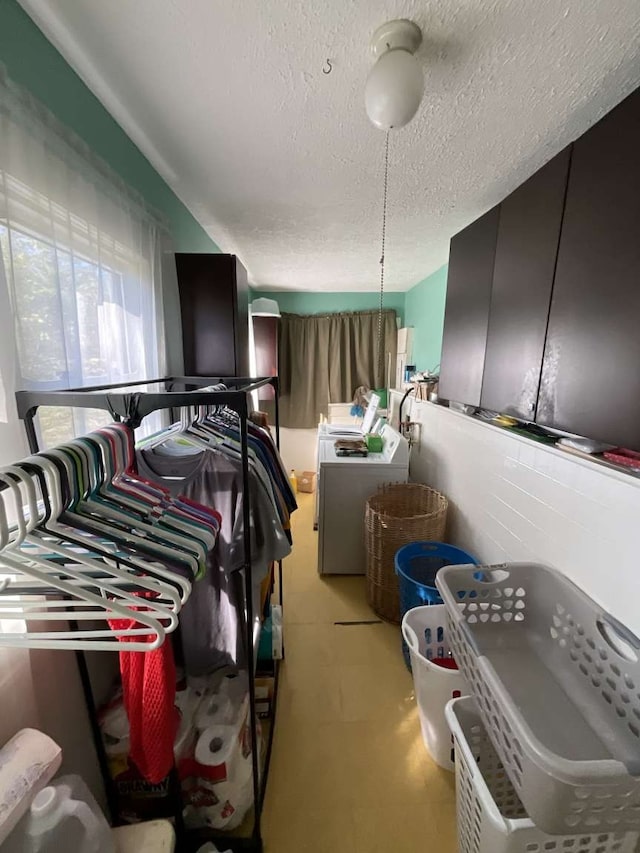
[437,562,640,833]
[445,696,639,853]
[401,604,468,770]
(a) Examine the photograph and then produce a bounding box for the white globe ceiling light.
[365,19,424,130]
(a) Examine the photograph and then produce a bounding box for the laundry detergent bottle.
[17,775,114,853]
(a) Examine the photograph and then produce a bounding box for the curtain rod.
[279,308,397,319]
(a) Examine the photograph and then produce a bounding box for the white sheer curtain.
[0,66,170,763]
[0,64,167,448]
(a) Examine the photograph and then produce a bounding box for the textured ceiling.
[20,0,640,292]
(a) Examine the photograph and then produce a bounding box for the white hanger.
[65,438,211,564]
[0,408,231,651]
[39,446,203,582]
[79,429,165,513]
[7,457,192,606]
[92,426,215,545]
[0,470,180,631]
[0,466,188,650]
[0,546,168,652]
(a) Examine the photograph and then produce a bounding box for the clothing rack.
[15,375,284,853]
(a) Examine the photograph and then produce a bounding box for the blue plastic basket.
[395,541,478,668]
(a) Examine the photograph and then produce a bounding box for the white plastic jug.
[4,775,114,853]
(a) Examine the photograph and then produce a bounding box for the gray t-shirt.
[136,446,290,675]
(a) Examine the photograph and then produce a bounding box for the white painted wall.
[279,404,372,473]
[0,646,107,809]
[406,398,640,636]
[279,428,317,474]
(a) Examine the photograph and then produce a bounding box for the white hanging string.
[377,130,390,386]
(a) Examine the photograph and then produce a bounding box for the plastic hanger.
[0,467,182,621]
[0,469,181,618]
[81,427,220,550]
[0,541,168,652]
[73,435,215,560]
[13,455,193,605]
[69,434,216,553]
[8,453,192,605]
[42,445,204,580]
[0,553,168,651]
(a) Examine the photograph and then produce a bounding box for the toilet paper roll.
[217,671,248,704]
[222,774,255,830]
[207,752,255,831]
[185,768,252,832]
[233,744,254,788]
[211,780,251,831]
[183,775,239,831]
[194,724,239,783]
[211,723,257,802]
[174,710,196,763]
[0,729,62,844]
[195,693,233,732]
[100,702,130,757]
[186,673,212,699]
[185,726,260,832]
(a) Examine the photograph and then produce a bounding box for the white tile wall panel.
[408,400,640,636]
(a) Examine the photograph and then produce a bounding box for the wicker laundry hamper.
[364,484,448,622]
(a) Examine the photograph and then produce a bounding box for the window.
[0,69,166,448]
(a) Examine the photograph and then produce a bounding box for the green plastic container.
[374,388,388,408]
[365,434,383,453]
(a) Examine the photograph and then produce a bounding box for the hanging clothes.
[137,429,294,675]
[0,388,289,799]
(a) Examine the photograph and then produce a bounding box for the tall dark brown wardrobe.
[175,253,249,377]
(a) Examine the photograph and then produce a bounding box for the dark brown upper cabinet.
[175,253,249,378]
[537,88,640,448]
[480,147,571,419]
[439,206,500,406]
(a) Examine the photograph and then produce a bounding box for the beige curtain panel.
[278,309,397,429]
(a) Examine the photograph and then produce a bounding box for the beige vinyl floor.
[262,492,458,852]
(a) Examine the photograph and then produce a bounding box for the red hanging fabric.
[109,615,179,784]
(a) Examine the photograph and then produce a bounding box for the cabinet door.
[232,257,249,376]
[176,254,248,377]
[439,207,500,406]
[537,89,640,448]
[481,147,570,419]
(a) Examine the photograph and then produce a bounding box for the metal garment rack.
[15,375,284,853]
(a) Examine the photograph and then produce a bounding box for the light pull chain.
[378,131,389,385]
[377,130,390,387]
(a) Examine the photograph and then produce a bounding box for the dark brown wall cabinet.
[480,147,571,419]
[439,207,500,406]
[439,85,640,448]
[175,253,249,378]
[537,89,640,448]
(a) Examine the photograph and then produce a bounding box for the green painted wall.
[254,290,405,324]
[0,0,219,253]
[403,264,448,373]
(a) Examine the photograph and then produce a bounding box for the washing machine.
[317,393,381,439]
[317,424,409,575]
[313,394,384,528]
